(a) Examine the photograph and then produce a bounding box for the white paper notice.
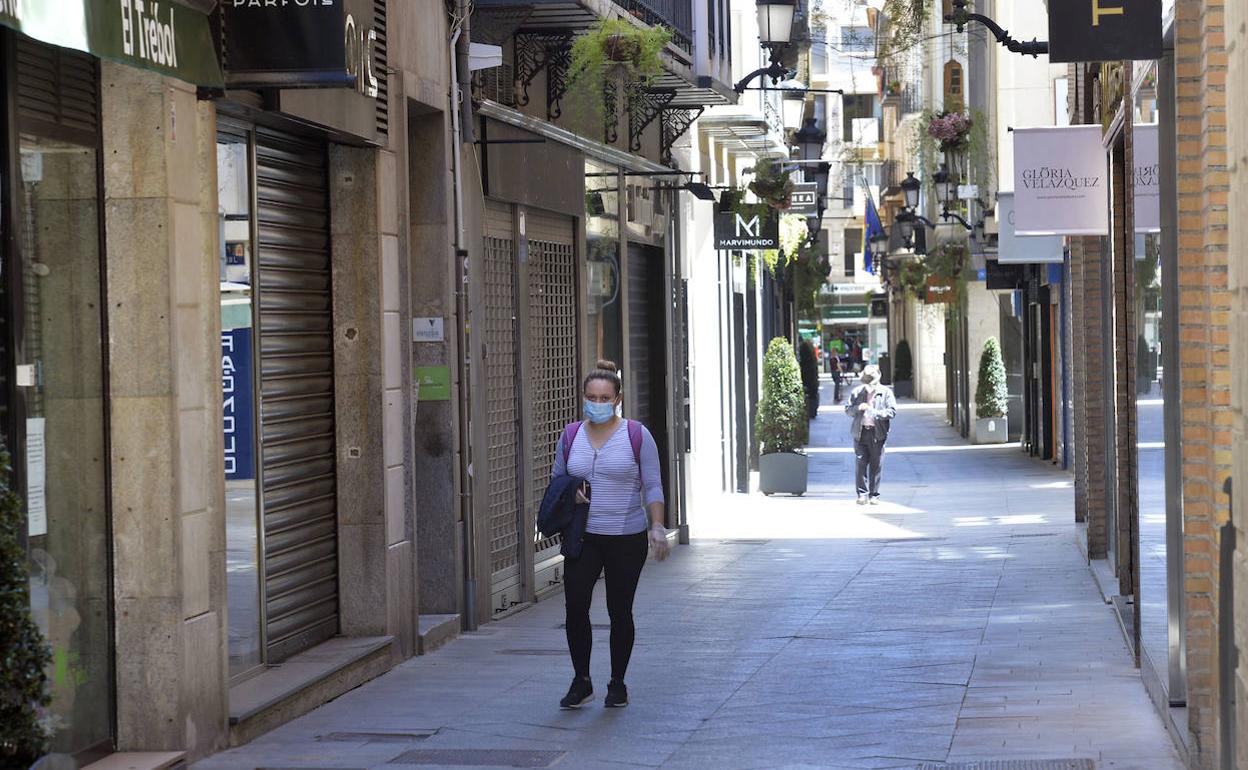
[25,418,46,537]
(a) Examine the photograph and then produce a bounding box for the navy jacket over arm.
[537,473,590,558]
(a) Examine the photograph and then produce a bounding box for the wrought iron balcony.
[471,0,693,55]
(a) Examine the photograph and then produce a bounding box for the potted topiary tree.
[757,338,809,495]
[798,339,820,420]
[0,445,52,767]
[892,339,913,399]
[974,336,1009,444]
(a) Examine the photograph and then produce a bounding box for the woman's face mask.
[583,400,616,424]
[583,381,620,424]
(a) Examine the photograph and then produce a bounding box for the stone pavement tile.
[194,389,1184,770]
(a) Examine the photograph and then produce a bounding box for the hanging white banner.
[1013,125,1108,236]
[996,193,1064,264]
[1134,123,1160,233]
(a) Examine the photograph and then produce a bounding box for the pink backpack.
[561,420,644,482]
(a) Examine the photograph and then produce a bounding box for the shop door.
[627,242,669,494]
[525,210,578,592]
[6,36,114,758]
[253,127,339,662]
[483,201,524,612]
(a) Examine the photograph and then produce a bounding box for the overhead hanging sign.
[1013,126,1108,236]
[1047,0,1163,63]
[1134,123,1160,233]
[789,183,820,214]
[222,0,380,95]
[925,277,955,305]
[0,0,224,87]
[714,209,780,250]
[996,192,1064,264]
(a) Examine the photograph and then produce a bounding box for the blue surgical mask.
[584,400,616,424]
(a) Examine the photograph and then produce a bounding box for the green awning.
[1,0,224,88]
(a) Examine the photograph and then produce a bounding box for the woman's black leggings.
[563,531,649,682]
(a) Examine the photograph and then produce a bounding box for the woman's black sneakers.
[604,680,629,708]
[559,677,594,709]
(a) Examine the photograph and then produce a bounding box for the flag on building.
[862,197,885,275]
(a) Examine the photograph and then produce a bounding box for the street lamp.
[901,172,921,211]
[869,228,889,254]
[733,0,797,93]
[756,0,796,46]
[809,162,831,202]
[777,79,807,131]
[806,214,822,242]
[792,118,826,161]
[933,165,954,208]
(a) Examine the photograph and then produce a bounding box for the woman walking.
[552,360,669,709]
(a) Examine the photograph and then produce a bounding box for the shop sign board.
[996,192,1064,264]
[925,277,955,305]
[1134,123,1160,233]
[1013,126,1108,236]
[986,259,1025,290]
[0,0,224,86]
[822,304,869,321]
[714,209,780,250]
[789,183,820,214]
[1047,0,1163,64]
[222,0,380,95]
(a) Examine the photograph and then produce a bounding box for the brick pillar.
[1176,0,1232,763]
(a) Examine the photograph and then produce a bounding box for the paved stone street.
[196,383,1182,770]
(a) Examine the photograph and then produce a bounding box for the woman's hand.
[648,522,670,562]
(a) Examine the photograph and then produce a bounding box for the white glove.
[648,522,670,562]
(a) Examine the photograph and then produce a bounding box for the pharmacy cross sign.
[714,210,780,250]
[1046,0,1162,63]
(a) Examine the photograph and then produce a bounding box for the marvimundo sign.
[0,0,223,87]
[1013,125,1108,236]
[714,209,780,250]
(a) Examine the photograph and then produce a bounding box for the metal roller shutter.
[254,126,338,662]
[484,201,524,613]
[525,211,578,587]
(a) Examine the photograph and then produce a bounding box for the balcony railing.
[622,0,693,53]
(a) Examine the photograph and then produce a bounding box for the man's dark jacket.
[537,473,590,558]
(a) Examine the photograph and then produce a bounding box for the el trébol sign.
[1047,0,1162,63]
[714,209,780,250]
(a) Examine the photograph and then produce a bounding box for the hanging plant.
[927,110,973,155]
[748,161,796,210]
[566,19,673,119]
[897,260,929,298]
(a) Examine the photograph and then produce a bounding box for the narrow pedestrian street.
[194,382,1180,770]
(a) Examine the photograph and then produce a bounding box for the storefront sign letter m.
[735,213,761,238]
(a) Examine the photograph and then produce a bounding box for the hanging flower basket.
[602,33,642,64]
[748,161,795,210]
[927,110,973,155]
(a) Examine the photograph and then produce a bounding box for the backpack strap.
[627,420,644,485]
[561,421,583,466]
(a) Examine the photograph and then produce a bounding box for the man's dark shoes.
[559,677,594,709]
[604,680,629,708]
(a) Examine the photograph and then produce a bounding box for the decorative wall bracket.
[660,106,705,167]
[628,86,676,153]
[513,31,573,119]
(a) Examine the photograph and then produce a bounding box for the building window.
[944,60,964,112]
[840,25,875,53]
[842,93,875,141]
[844,227,862,276]
[813,42,828,74]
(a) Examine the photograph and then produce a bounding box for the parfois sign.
[1047,0,1163,63]
[223,0,380,95]
[714,209,780,250]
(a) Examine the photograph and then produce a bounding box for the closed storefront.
[218,118,339,675]
[480,200,580,614]
[2,33,113,760]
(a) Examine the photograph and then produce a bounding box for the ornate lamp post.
[733,0,796,93]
